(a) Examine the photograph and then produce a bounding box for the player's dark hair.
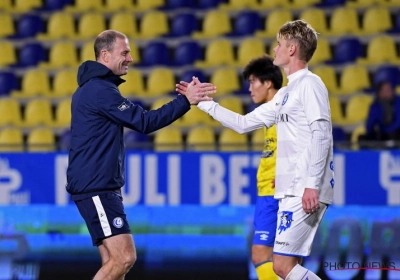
[242,55,283,90]
[94,30,127,61]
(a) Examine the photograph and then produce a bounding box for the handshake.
[175,76,217,105]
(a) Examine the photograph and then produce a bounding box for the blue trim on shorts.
[253,195,279,246]
[273,251,308,258]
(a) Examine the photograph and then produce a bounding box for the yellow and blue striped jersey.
[257,125,277,196]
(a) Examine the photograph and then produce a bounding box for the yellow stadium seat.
[291,0,321,8]
[312,65,339,94]
[299,8,328,35]
[219,128,248,151]
[14,0,41,12]
[195,39,235,68]
[11,69,50,98]
[178,106,220,128]
[0,41,16,67]
[192,10,232,39]
[119,69,145,97]
[256,9,293,38]
[251,128,264,151]
[0,14,14,38]
[66,0,103,11]
[146,68,175,97]
[259,0,290,9]
[140,11,169,39]
[358,36,400,66]
[37,12,75,40]
[217,96,244,115]
[79,41,95,63]
[347,0,385,7]
[27,128,56,152]
[236,38,266,67]
[0,0,12,11]
[0,128,24,152]
[385,0,400,6]
[350,125,366,150]
[40,41,78,69]
[342,95,373,126]
[309,37,331,66]
[23,99,54,128]
[329,7,361,36]
[150,97,174,110]
[337,65,370,96]
[76,13,105,39]
[50,69,77,98]
[187,126,216,151]
[210,68,240,96]
[109,12,139,38]
[0,98,22,127]
[128,42,140,65]
[53,99,71,128]
[154,127,183,151]
[329,96,344,125]
[362,7,392,35]
[136,0,164,11]
[219,0,258,10]
[104,0,135,11]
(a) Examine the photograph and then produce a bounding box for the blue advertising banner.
[0,151,399,206]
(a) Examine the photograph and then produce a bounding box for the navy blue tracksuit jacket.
[66,61,191,200]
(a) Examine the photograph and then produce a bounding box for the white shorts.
[273,196,327,257]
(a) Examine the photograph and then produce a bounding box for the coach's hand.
[302,188,320,214]
[176,77,216,105]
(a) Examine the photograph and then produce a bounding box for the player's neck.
[283,60,307,77]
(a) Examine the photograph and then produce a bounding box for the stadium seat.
[0,41,16,67]
[40,41,78,69]
[14,0,42,12]
[219,128,248,151]
[139,10,169,39]
[53,99,71,128]
[170,13,198,37]
[109,12,138,38]
[124,129,150,149]
[27,128,56,152]
[174,41,202,66]
[0,0,12,11]
[0,98,22,127]
[146,68,176,97]
[186,126,216,151]
[219,0,258,10]
[76,12,105,39]
[342,94,373,125]
[236,38,266,67]
[346,0,385,7]
[299,8,328,35]
[358,36,400,66]
[329,37,362,64]
[180,69,207,84]
[292,0,321,8]
[150,96,174,110]
[259,0,290,8]
[309,37,331,66]
[165,0,196,9]
[37,12,75,40]
[119,69,145,97]
[192,10,231,39]
[373,66,400,89]
[197,0,223,9]
[0,128,24,152]
[12,69,50,98]
[18,43,46,67]
[312,65,339,94]
[332,126,346,142]
[50,69,77,98]
[178,106,220,127]
[251,128,264,151]
[217,96,244,115]
[45,0,70,10]
[350,125,366,150]
[136,0,164,11]
[17,14,44,38]
[195,39,234,68]
[79,41,95,63]
[317,0,346,6]
[142,41,171,66]
[256,9,293,38]
[128,42,140,65]
[23,99,54,127]
[233,11,262,36]
[0,72,18,96]
[361,7,392,35]
[337,65,370,95]
[328,96,344,124]
[154,127,183,151]
[328,7,361,36]
[104,0,135,10]
[65,0,103,11]
[386,0,400,6]
[210,68,240,96]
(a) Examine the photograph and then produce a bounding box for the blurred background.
[0,0,400,279]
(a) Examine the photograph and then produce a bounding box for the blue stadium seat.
[44,0,70,10]
[329,37,362,64]
[124,130,150,148]
[180,69,207,83]
[233,11,261,36]
[18,43,46,67]
[17,14,44,38]
[332,127,346,142]
[0,72,18,96]
[198,0,223,9]
[174,41,202,66]
[165,0,196,9]
[141,41,171,66]
[170,13,198,37]
[373,66,400,89]
[316,0,346,7]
